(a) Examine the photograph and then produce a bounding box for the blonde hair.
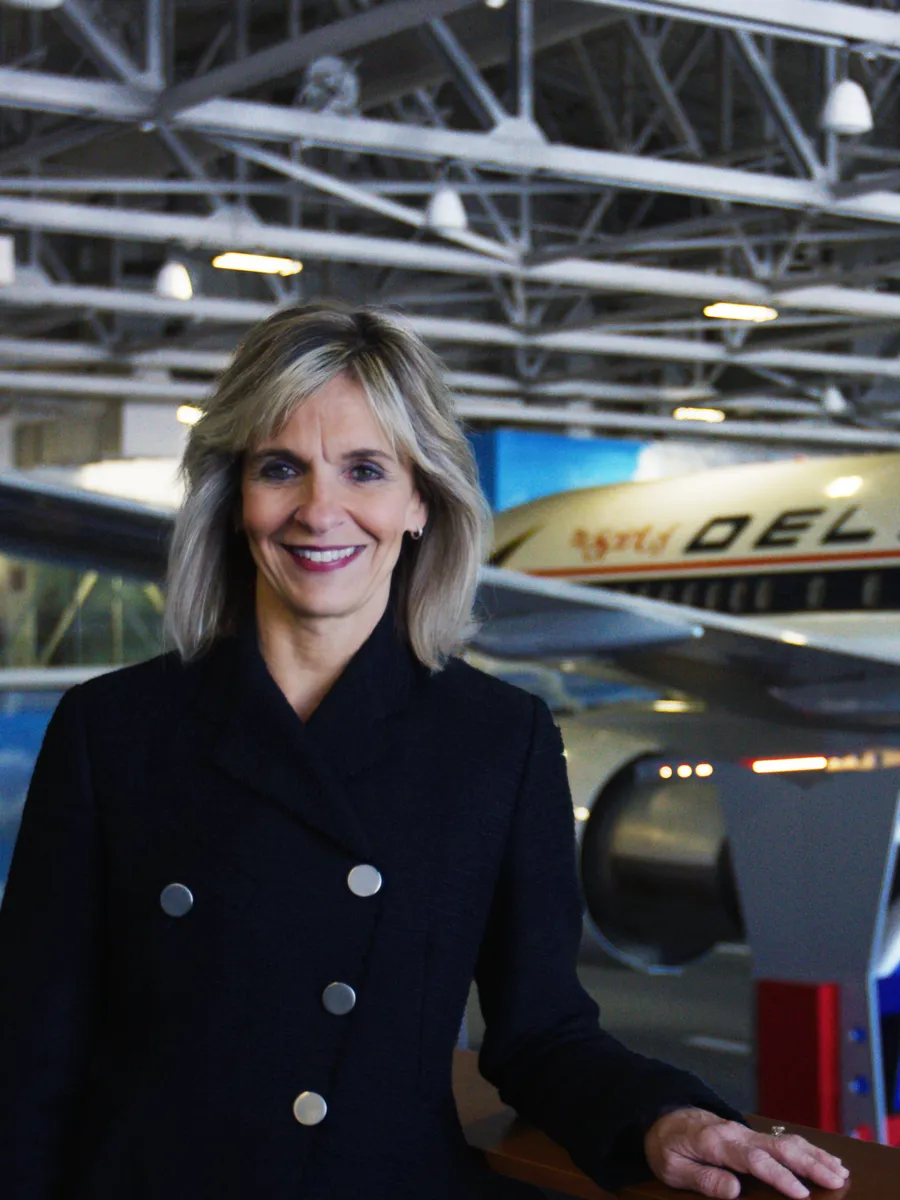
[165,301,490,670]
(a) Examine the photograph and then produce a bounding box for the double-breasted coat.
[0,607,741,1199]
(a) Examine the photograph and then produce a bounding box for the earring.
[410,526,424,540]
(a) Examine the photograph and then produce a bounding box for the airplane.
[471,451,900,965]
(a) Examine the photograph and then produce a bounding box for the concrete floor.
[465,939,755,1116]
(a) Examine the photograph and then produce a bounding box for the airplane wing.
[474,566,900,730]
[0,472,170,580]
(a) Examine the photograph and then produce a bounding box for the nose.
[289,470,344,535]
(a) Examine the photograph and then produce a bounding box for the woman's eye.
[348,462,384,483]
[258,459,297,481]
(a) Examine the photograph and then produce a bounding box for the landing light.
[703,302,778,323]
[176,405,203,425]
[825,475,863,499]
[653,699,692,713]
[781,631,808,646]
[212,252,303,276]
[673,407,726,423]
[751,756,828,774]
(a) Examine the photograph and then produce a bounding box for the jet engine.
[577,753,743,971]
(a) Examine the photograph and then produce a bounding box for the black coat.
[0,608,741,1199]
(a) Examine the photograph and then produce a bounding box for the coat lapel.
[304,606,416,784]
[193,607,417,860]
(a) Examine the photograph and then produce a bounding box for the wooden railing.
[453,1049,898,1198]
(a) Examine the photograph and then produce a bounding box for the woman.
[0,302,848,1200]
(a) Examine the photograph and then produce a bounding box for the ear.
[409,489,428,535]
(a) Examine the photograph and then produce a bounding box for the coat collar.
[194,605,417,859]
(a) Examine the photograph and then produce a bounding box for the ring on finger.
[770,1125,786,1138]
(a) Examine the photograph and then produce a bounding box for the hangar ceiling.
[5,0,900,451]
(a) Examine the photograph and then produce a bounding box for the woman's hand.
[644,1107,850,1198]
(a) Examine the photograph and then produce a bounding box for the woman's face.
[241,372,427,632]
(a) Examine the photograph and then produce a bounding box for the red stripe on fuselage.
[527,546,900,580]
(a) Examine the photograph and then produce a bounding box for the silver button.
[293,1091,327,1126]
[160,882,194,917]
[347,864,382,897]
[322,982,356,1016]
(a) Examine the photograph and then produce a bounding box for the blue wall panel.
[469,430,644,511]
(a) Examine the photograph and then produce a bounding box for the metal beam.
[2,364,897,448]
[209,136,516,260]
[454,397,900,449]
[2,279,900,380]
[0,371,208,402]
[156,0,480,118]
[6,69,900,227]
[0,194,772,301]
[12,195,900,327]
[0,195,515,280]
[730,31,825,180]
[420,18,507,128]
[56,0,154,89]
[626,17,703,157]
[0,121,112,172]
[576,0,900,50]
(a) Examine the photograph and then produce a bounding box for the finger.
[669,1163,741,1200]
[769,1136,850,1189]
[741,1146,811,1199]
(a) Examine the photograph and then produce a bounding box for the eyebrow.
[248,446,396,465]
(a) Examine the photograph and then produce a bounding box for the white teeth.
[289,546,357,563]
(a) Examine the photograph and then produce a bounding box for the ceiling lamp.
[821,79,873,136]
[155,260,193,301]
[425,184,469,233]
[212,252,303,276]
[0,0,65,8]
[673,407,726,423]
[703,302,778,323]
[821,383,851,416]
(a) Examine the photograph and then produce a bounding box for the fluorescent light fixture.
[573,806,590,822]
[695,764,714,778]
[653,698,692,713]
[176,405,203,425]
[825,475,863,499]
[0,0,65,8]
[212,252,303,276]
[673,407,726,423]
[703,302,778,323]
[751,756,828,774]
[485,0,508,8]
[155,261,193,301]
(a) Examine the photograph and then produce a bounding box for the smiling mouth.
[282,544,365,568]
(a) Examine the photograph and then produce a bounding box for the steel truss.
[1,0,900,445]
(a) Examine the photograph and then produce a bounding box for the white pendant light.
[0,0,66,8]
[821,79,873,136]
[821,384,851,416]
[155,260,194,301]
[425,185,468,233]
